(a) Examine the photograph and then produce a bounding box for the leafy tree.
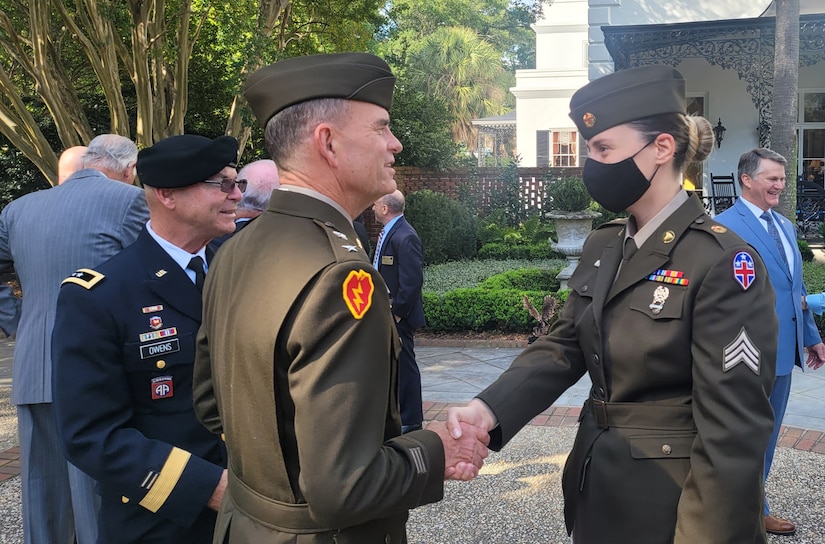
[391,85,461,168]
[406,26,509,149]
[379,0,548,71]
[0,0,381,185]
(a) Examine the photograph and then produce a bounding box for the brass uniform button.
[156,360,166,369]
[121,496,130,504]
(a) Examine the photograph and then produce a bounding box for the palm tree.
[772,0,800,219]
[406,26,509,151]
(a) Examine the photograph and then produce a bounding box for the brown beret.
[243,52,396,127]
[137,135,238,188]
[569,65,686,140]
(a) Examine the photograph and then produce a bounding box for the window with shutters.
[536,130,578,168]
[552,131,578,167]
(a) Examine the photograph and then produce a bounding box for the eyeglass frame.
[202,177,247,194]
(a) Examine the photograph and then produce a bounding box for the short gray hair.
[84,134,138,172]
[237,160,280,211]
[737,148,787,186]
[264,98,349,170]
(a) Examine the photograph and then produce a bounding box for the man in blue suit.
[373,190,426,433]
[51,135,240,543]
[0,134,149,544]
[716,147,825,536]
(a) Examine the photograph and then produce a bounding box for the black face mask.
[582,139,660,213]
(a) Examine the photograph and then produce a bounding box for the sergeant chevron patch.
[723,327,761,374]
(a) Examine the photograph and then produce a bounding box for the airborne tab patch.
[61,268,105,290]
[342,269,374,319]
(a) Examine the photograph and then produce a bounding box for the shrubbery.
[405,189,479,265]
[799,239,814,262]
[423,262,564,333]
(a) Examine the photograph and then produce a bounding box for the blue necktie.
[761,211,788,267]
[373,229,385,268]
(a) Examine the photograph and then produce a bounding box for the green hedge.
[424,288,548,332]
[477,242,559,260]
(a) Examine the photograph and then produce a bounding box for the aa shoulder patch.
[723,327,761,374]
[732,251,756,290]
[61,268,105,290]
[342,269,374,319]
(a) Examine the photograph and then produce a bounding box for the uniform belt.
[583,399,695,431]
[228,471,330,534]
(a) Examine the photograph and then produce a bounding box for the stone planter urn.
[547,209,602,290]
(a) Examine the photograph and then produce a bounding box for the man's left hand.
[805,342,825,370]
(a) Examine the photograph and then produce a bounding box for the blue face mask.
[582,139,660,213]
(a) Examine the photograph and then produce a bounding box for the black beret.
[569,65,686,140]
[137,135,238,188]
[243,52,396,127]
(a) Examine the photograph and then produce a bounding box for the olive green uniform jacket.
[194,190,445,544]
[478,194,777,544]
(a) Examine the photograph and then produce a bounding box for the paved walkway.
[416,342,825,455]
[2,337,825,484]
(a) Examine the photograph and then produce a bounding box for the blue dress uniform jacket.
[477,194,777,544]
[52,228,226,543]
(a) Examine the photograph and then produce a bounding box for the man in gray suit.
[0,134,149,544]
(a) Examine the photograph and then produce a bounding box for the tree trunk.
[772,0,800,220]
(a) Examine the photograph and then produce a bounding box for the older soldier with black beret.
[193,52,489,543]
[448,65,779,543]
[52,134,243,543]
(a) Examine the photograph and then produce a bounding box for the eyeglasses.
[203,177,247,194]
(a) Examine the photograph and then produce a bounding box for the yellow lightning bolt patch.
[342,269,375,319]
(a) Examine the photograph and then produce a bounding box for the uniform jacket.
[0,169,148,405]
[716,198,820,375]
[477,194,777,544]
[375,216,426,329]
[52,228,226,543]
[194,190,445,543]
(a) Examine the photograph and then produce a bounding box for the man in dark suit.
[716,148,825,536]
[0,133,148,544]
[208,159,280,252]
[51,135,241,543]
[373,189,426,433]
[193,52,488,543]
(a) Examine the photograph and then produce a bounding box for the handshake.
[425,399,498,481]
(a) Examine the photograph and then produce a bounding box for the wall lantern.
[712,118,727,149]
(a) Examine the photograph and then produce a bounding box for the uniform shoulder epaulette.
[316,220,366,263]
[689,217,744,250]
[595,217,627,231]
[62,268,105,290]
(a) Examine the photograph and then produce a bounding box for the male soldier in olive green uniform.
[193,53,489,543]
[447,65,778,543]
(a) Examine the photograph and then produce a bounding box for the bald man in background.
[57,146,88,185]
[208,159,280,252]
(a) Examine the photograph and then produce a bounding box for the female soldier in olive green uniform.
[448,65,777,544]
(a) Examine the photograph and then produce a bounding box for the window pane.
[804,93,825,122]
